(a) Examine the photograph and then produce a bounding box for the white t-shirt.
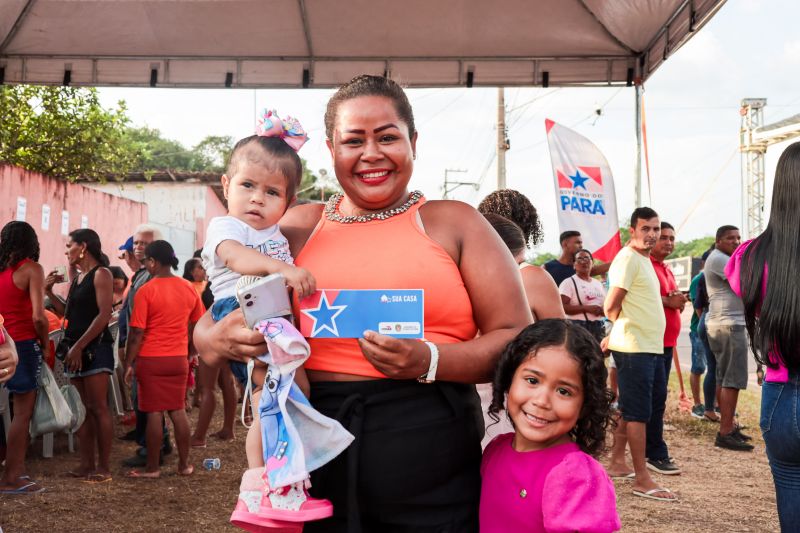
[202,216,293,300]
[558,274,607,321]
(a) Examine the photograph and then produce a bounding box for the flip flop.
[190,442,207,449]
[632,487,677,502]
[125,470,160,479]
[0,481,46,494]
[83,473,113,484]
[611,472,635,480]
[64,470,91,479]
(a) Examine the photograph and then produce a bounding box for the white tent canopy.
[1,0,725,89]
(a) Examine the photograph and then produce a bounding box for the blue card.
[298,289,424,339]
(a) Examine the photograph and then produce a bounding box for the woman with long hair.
[45,228,114,483]
[124,240,203,477]
[729,141,800,529]
[0,221,49,494]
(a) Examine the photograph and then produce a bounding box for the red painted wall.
[197,186,227,250]
[0,165,148,281]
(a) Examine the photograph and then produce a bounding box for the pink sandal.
[230,468,332,532]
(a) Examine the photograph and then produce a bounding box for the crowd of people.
[0,75,797,532]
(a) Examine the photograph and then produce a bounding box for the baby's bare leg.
[246,364,267,469]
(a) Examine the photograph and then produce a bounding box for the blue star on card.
[300,291,347,337]
[569,170,589,190]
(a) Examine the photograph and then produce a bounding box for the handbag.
[60,383,86,433]
[570,276,606,343]
[29,364,73,437]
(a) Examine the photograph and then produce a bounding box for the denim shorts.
[211,296,248,385]
[707,324,749,389]
[6,339,43,394]
[611,351,660,422]
[689,330,707,375]
[64,341,114,379]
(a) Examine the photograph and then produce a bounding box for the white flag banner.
[545,119,621,262]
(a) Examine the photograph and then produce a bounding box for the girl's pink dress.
[480,433,620,533]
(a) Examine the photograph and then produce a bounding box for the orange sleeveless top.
[294,197,478,378]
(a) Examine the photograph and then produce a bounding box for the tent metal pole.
[634,83,642,207]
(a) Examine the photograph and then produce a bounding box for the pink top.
[480,434,620,533]
[725,239,788,383]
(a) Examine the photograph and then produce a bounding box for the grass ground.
[0,376,779,532]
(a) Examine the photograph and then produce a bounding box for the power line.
[676,147,738,234]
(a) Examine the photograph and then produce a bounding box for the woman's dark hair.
[574,248,594,263]
[741,141,800,371]
[478,189,544,247]
[325,75,416,141]
[145,240,179,271]
[69,229,109,267]
[483,213,526,258]
[108,266,128,286]
[0,221,40,271]
[488,319,614,457]
[183,257,203,282]
[226,136,303,199]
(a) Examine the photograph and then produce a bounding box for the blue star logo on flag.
[569,170,589,190]
[300,291,347,337]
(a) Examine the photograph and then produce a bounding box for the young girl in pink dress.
[481,319,621,533]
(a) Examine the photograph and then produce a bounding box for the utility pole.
[497,87,509,190]
[442,168,478,199]
[634,82,642,207]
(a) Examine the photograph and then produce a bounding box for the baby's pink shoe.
[256,481,333,522]
[230,468,332,532]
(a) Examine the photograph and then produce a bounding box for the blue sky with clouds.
[98,0,800,256]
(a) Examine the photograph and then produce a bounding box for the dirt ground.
[0,381,779,532]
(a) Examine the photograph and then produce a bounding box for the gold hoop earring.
[79,252,84,259]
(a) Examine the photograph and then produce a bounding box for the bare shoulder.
[18,260,44,276]
[419,199,486,228]
[280,203,324,251]
[521,264,558,287]
[94,266,113,283]
[281,202,324,228]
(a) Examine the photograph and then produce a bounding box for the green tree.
[670,236,714,259]
[297,164,340,201]
[125,126,195,172]
[531,252,558,266]
[0,85,137,182]
[191,135,233,172]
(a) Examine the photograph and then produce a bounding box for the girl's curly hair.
[478,189,544,247]
[0,221,40,272]
[488,319,614,457]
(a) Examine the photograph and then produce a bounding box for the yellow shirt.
[607,246,666,354]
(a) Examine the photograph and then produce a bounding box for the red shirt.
[130,277,204,357]
[0,259,37,341]
[651,257,681,348]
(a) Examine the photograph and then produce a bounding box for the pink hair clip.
[256,108,308,152]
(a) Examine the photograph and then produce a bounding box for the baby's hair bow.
[256,108,308,152]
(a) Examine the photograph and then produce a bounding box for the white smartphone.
[235,274,293,329]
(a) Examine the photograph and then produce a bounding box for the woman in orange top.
[125,240,204,478]
[195,76,532,531]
